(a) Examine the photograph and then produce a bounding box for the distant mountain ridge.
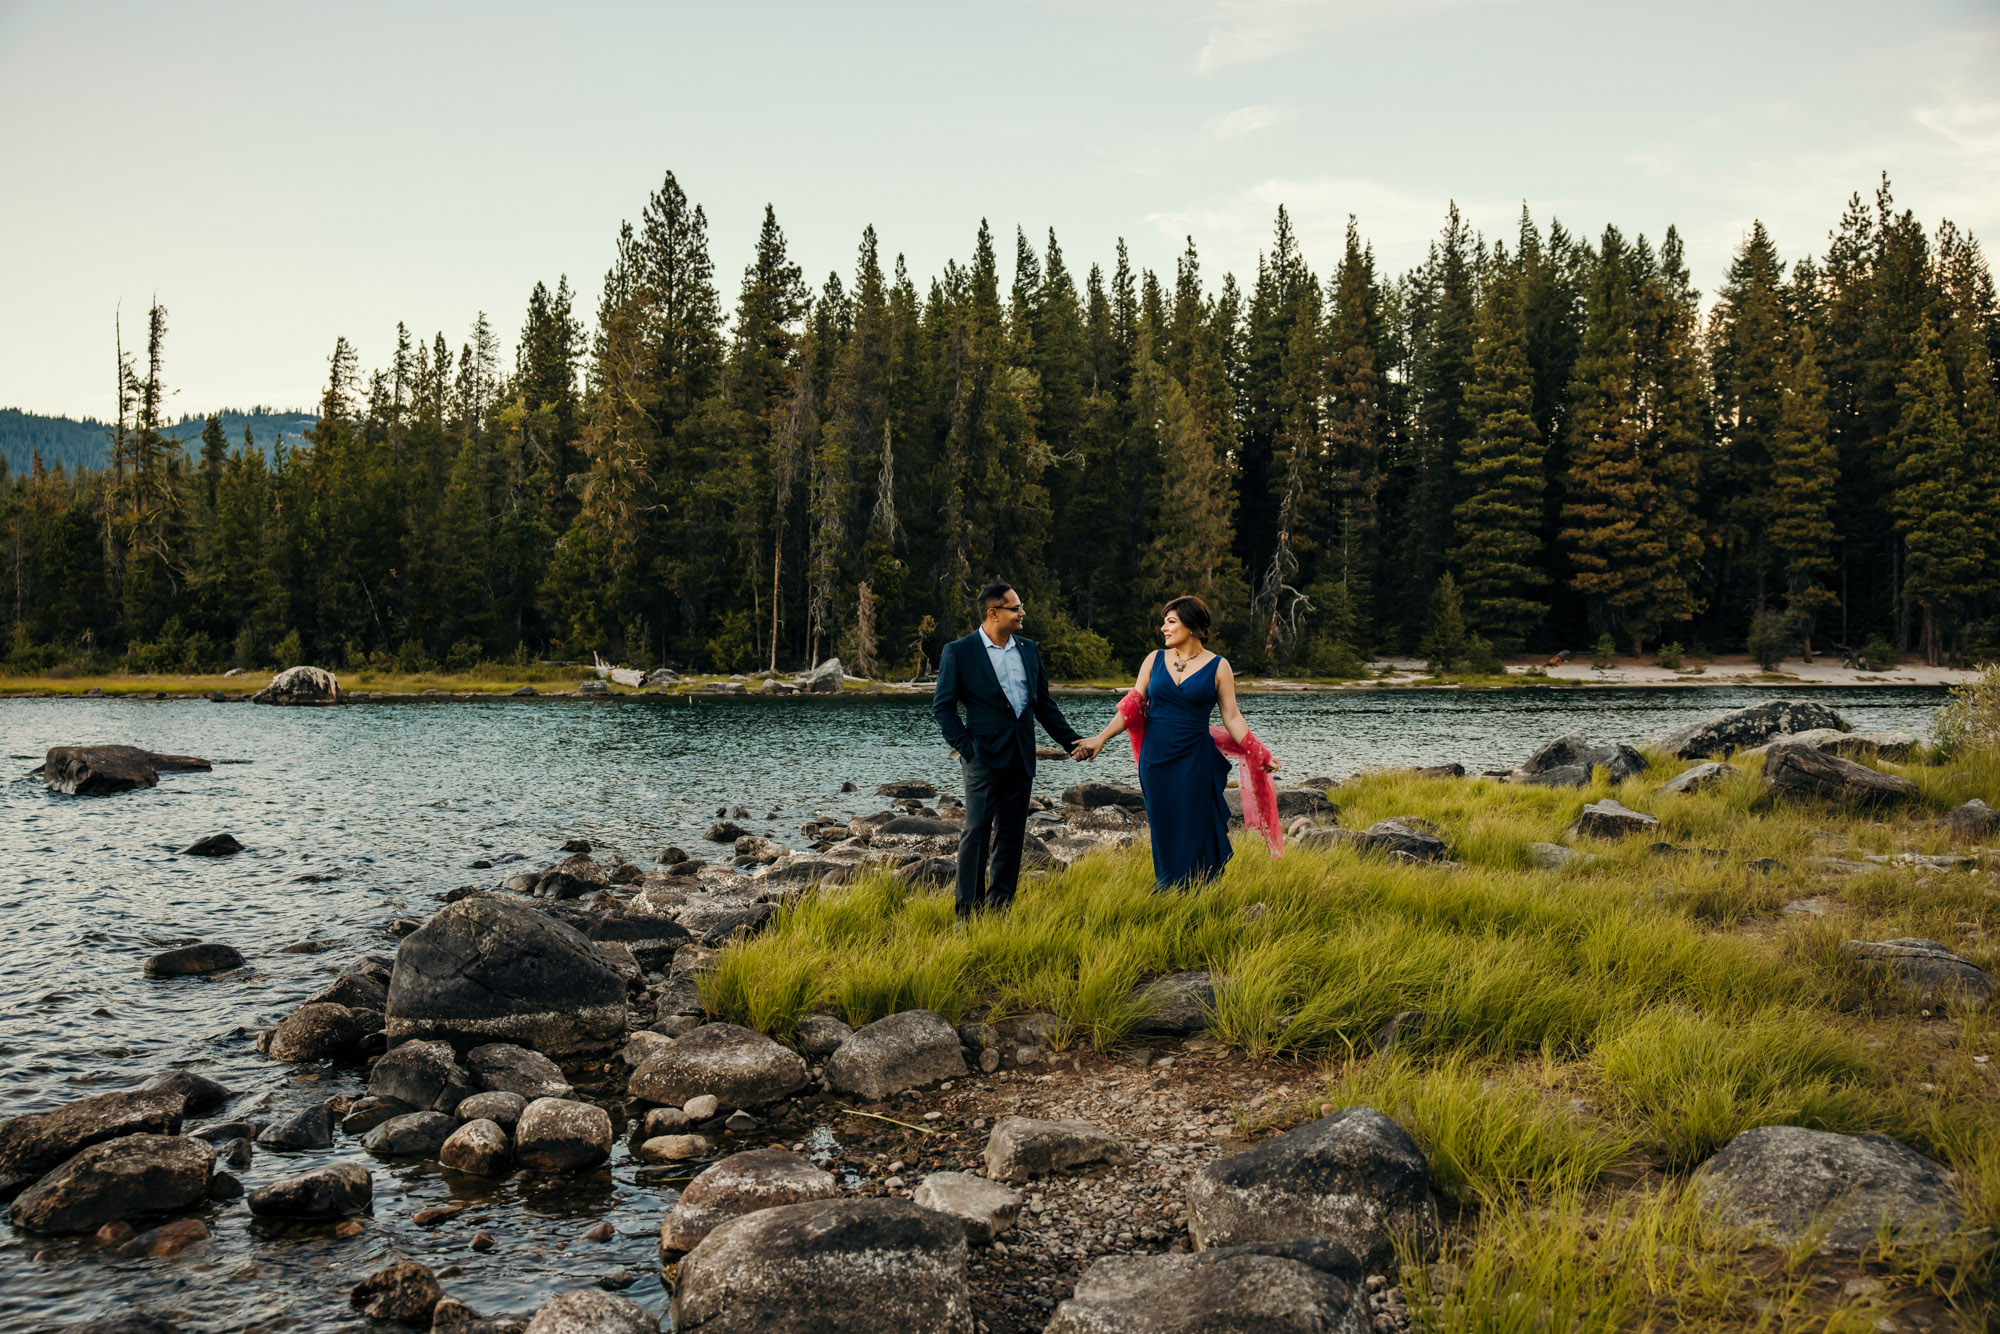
[0,406,317,475]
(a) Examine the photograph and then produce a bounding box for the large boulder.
[256,1102,334,1151]
[984,1117,1132,1182]
[1061,781,1147,810]
[659,1148,837,1254]
[439,1119,512,1177]
[1130,972,1215,1035]
[0,1088,183,1200]
[1839,939,1993,1008]
[1764,743,1917,803]
[1660,761,1739,795]
[1186,1106,1439,1274]
[1522,736,1647,784]
[824,1010,968,1100]
[468,1043,574,1100]
[42,745,163,795]
[246,1162,373,1219]
[514,1097,612,1172]
[349,1260,443,1326]
[251,665,340,706]
[1944,798,1999,839]
[800,657,844,694]
[1047,1239,1367,1334]
[627,1022,807,1109]
[534,854,610,901]
[137,1070,231,1116]
[8,1134,213,1234]
[368,1040,477,1112]
[1657,699,1849,759]
[673,1197,972,1333]
[524,1291,657,1334]
[1698,1125,1963,1252]
[267,1002,381,1062]
[385,898,627,1055]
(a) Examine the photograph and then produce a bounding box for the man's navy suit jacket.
[931,631,1082,778]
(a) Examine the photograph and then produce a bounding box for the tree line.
[2,172,1994,678]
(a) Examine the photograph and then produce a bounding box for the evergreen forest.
[2,171,1995,679]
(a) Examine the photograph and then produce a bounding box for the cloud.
[1189,0,1516,73]
[1210,105,1296,138]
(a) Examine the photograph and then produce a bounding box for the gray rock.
[1944,798,1999,838]
[1299,818,1447,863]
[874,776,935,798]
[582,912,694,971]
[385,897,628,1055]
[1130,972,1215,1035]
[795,1014,854,1058]
[311,961,393,1010]
[660,1148,837,1254]
[1525,842,1595,870]
[41,745,163,795]
[468,1043,575,1100]
[349,1259,442,1326]
[245,1161,373,1219]
[1523,736,1646,783]
[1657,699,1850,759]
[638,1133,712,1162]
[1186,1106,1439,1273]
[672,1197,971,1333]
[1839,938,1993,1008]
[369,1039,478,1113]
[534,853,611,901]
[256,1102,335,1151]
[339,1096,412,1135]
[180,833,243,856]
[251,665,340,706]
[1225,788,1336,826]
[524,1290,656,1334]
[268,1002,382,1062]
[983,1116,1132,1182]
[825,1009,968,1100]
[627,1022,808,1109]
[1748,728,1918,762]
[1521,733,1591,774]
[455,1091,527,1130]
[1047,1239,1367,1333]
[1061,781,1147,810]
[515,1097,612,1172]
[620,1032,676,1067]
[8,1133,214,1234]
[144,942,245,977]
[1764,742,1917,803]
[1698,1125,1963,1252]
[137,1070,231,1115]
[363,1110,459,1158]
[1522,764,1591,789]
[0,1089,186,1198]
[1660,761,1739,795]
[440,1119,513,1176]
[912,1171,1022,1245]
[1569,799,1660,840]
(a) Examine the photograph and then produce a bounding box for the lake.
[0,685,1949,1330]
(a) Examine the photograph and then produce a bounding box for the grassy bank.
[702,747,2000,1327]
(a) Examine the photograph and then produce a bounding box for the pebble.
[579,1220,615,1242]
[334,1220,364,1238]
[470,1232,496,1252]
[414,1204,466,1225]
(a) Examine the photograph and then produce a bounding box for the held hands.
[1070,738,1103,762]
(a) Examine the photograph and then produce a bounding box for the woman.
[1073,595,1282,890]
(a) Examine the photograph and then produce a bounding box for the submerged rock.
[660,1148,837,1254]
[349,1260,443,1326]
[1698,1125,1962,1252]
[673,1197,971,1333]
[143,942,246,977]
[267,1002,382,1062]
[42,745,169,795]
[246,1161,373,1219]
[180,833,243,857]
[385,898,627,1055]
[9,1134,214,1234]
[1186,1106,1439,1274]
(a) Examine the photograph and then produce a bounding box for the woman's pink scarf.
[1116,688,1283,857]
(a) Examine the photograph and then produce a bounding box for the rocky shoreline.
[6,697,1995,1332]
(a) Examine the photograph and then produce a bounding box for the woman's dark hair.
[1162,595,1212,642]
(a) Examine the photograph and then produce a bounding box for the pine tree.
[1321,217,1386,649]
[1766,327,1838,653]
[1136,330,1247,626]
[1893,318,1985,663]
[1451,244,1545,645]
[1708,221,1788,608]
[1419,572,1468,672]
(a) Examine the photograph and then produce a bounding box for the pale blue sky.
[3,0,1995,418]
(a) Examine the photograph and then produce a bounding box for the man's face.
[988,592,1025,631]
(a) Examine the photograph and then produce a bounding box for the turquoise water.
[0,687,1948,1329]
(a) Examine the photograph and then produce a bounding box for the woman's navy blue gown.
[1138,654,1233,890]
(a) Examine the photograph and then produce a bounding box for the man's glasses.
[998,603,1024,614]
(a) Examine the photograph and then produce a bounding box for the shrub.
[272,629,305,670]
[1656,641,1684,670]
[1421,575,1468,673]
[1935,663,2000,757]
[1033,610,1116,681]
[1464,634,1504,676]
[1305,637,1368,679]
[1591,634,1617,670]
[1861,635,1901,671]
[1746,609,1792,670]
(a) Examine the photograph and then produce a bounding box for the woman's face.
[1160,610,1191,649]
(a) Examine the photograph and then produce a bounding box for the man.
[931,581,1085,922]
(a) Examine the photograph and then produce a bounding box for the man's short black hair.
[977,581,1015,618]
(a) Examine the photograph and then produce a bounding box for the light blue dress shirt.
[979,628,1029,717]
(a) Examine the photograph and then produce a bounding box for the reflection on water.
[0,687,1946,1329]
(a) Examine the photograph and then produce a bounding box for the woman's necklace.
[1171,648,1199,678]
